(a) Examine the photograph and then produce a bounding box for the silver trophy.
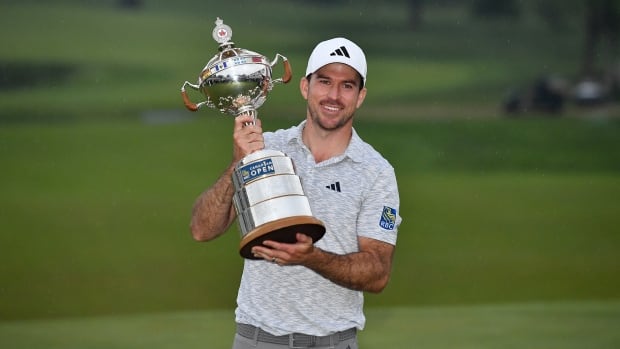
[181,18,325,259]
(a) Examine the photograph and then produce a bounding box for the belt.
[236,323,357,348]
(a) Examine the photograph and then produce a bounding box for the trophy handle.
[271,54,292,84]
[181,81,208,111]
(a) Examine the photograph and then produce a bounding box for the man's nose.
[327,84,340,99]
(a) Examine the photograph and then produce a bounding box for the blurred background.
[1,0,619,348]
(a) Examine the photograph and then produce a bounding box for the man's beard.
[308,103,354,131]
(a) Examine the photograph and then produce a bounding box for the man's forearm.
[190,164,237,241]
[303,241,393,293]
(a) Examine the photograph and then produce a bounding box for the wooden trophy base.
[239,216,326,259]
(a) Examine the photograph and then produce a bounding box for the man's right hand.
[233,114,264,163]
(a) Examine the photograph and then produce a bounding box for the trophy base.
[239,216,326,259]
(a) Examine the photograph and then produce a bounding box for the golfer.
[190,37,402,349]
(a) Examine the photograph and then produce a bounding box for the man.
[190,37,402,349]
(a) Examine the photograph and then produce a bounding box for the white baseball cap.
[305,37,367,86]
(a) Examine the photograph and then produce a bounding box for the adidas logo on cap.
[305,37,367,86]
[330,46,350,58]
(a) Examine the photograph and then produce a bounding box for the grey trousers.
[232,333,359,349]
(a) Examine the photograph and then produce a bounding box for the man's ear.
[356,87,367,109]
[300,76,309,100]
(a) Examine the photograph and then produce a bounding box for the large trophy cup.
[181,18,325,259]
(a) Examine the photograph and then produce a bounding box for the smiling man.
[190,37,402,349]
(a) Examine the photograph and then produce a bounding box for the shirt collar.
[287,120,365,163]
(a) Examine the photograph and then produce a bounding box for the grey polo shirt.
[235,120,402,336]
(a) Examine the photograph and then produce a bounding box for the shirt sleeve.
[356,166,402,245]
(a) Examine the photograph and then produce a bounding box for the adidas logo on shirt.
[330,46,350,58]
[326,182,342,192]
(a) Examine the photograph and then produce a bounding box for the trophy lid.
[199,18,268,86]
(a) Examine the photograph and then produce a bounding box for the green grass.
[1,118,618,320]
[1,301,618,349]
[388,173,620,306]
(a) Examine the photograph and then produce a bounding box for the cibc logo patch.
[240,158,275,184]
[379,206,397,230]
